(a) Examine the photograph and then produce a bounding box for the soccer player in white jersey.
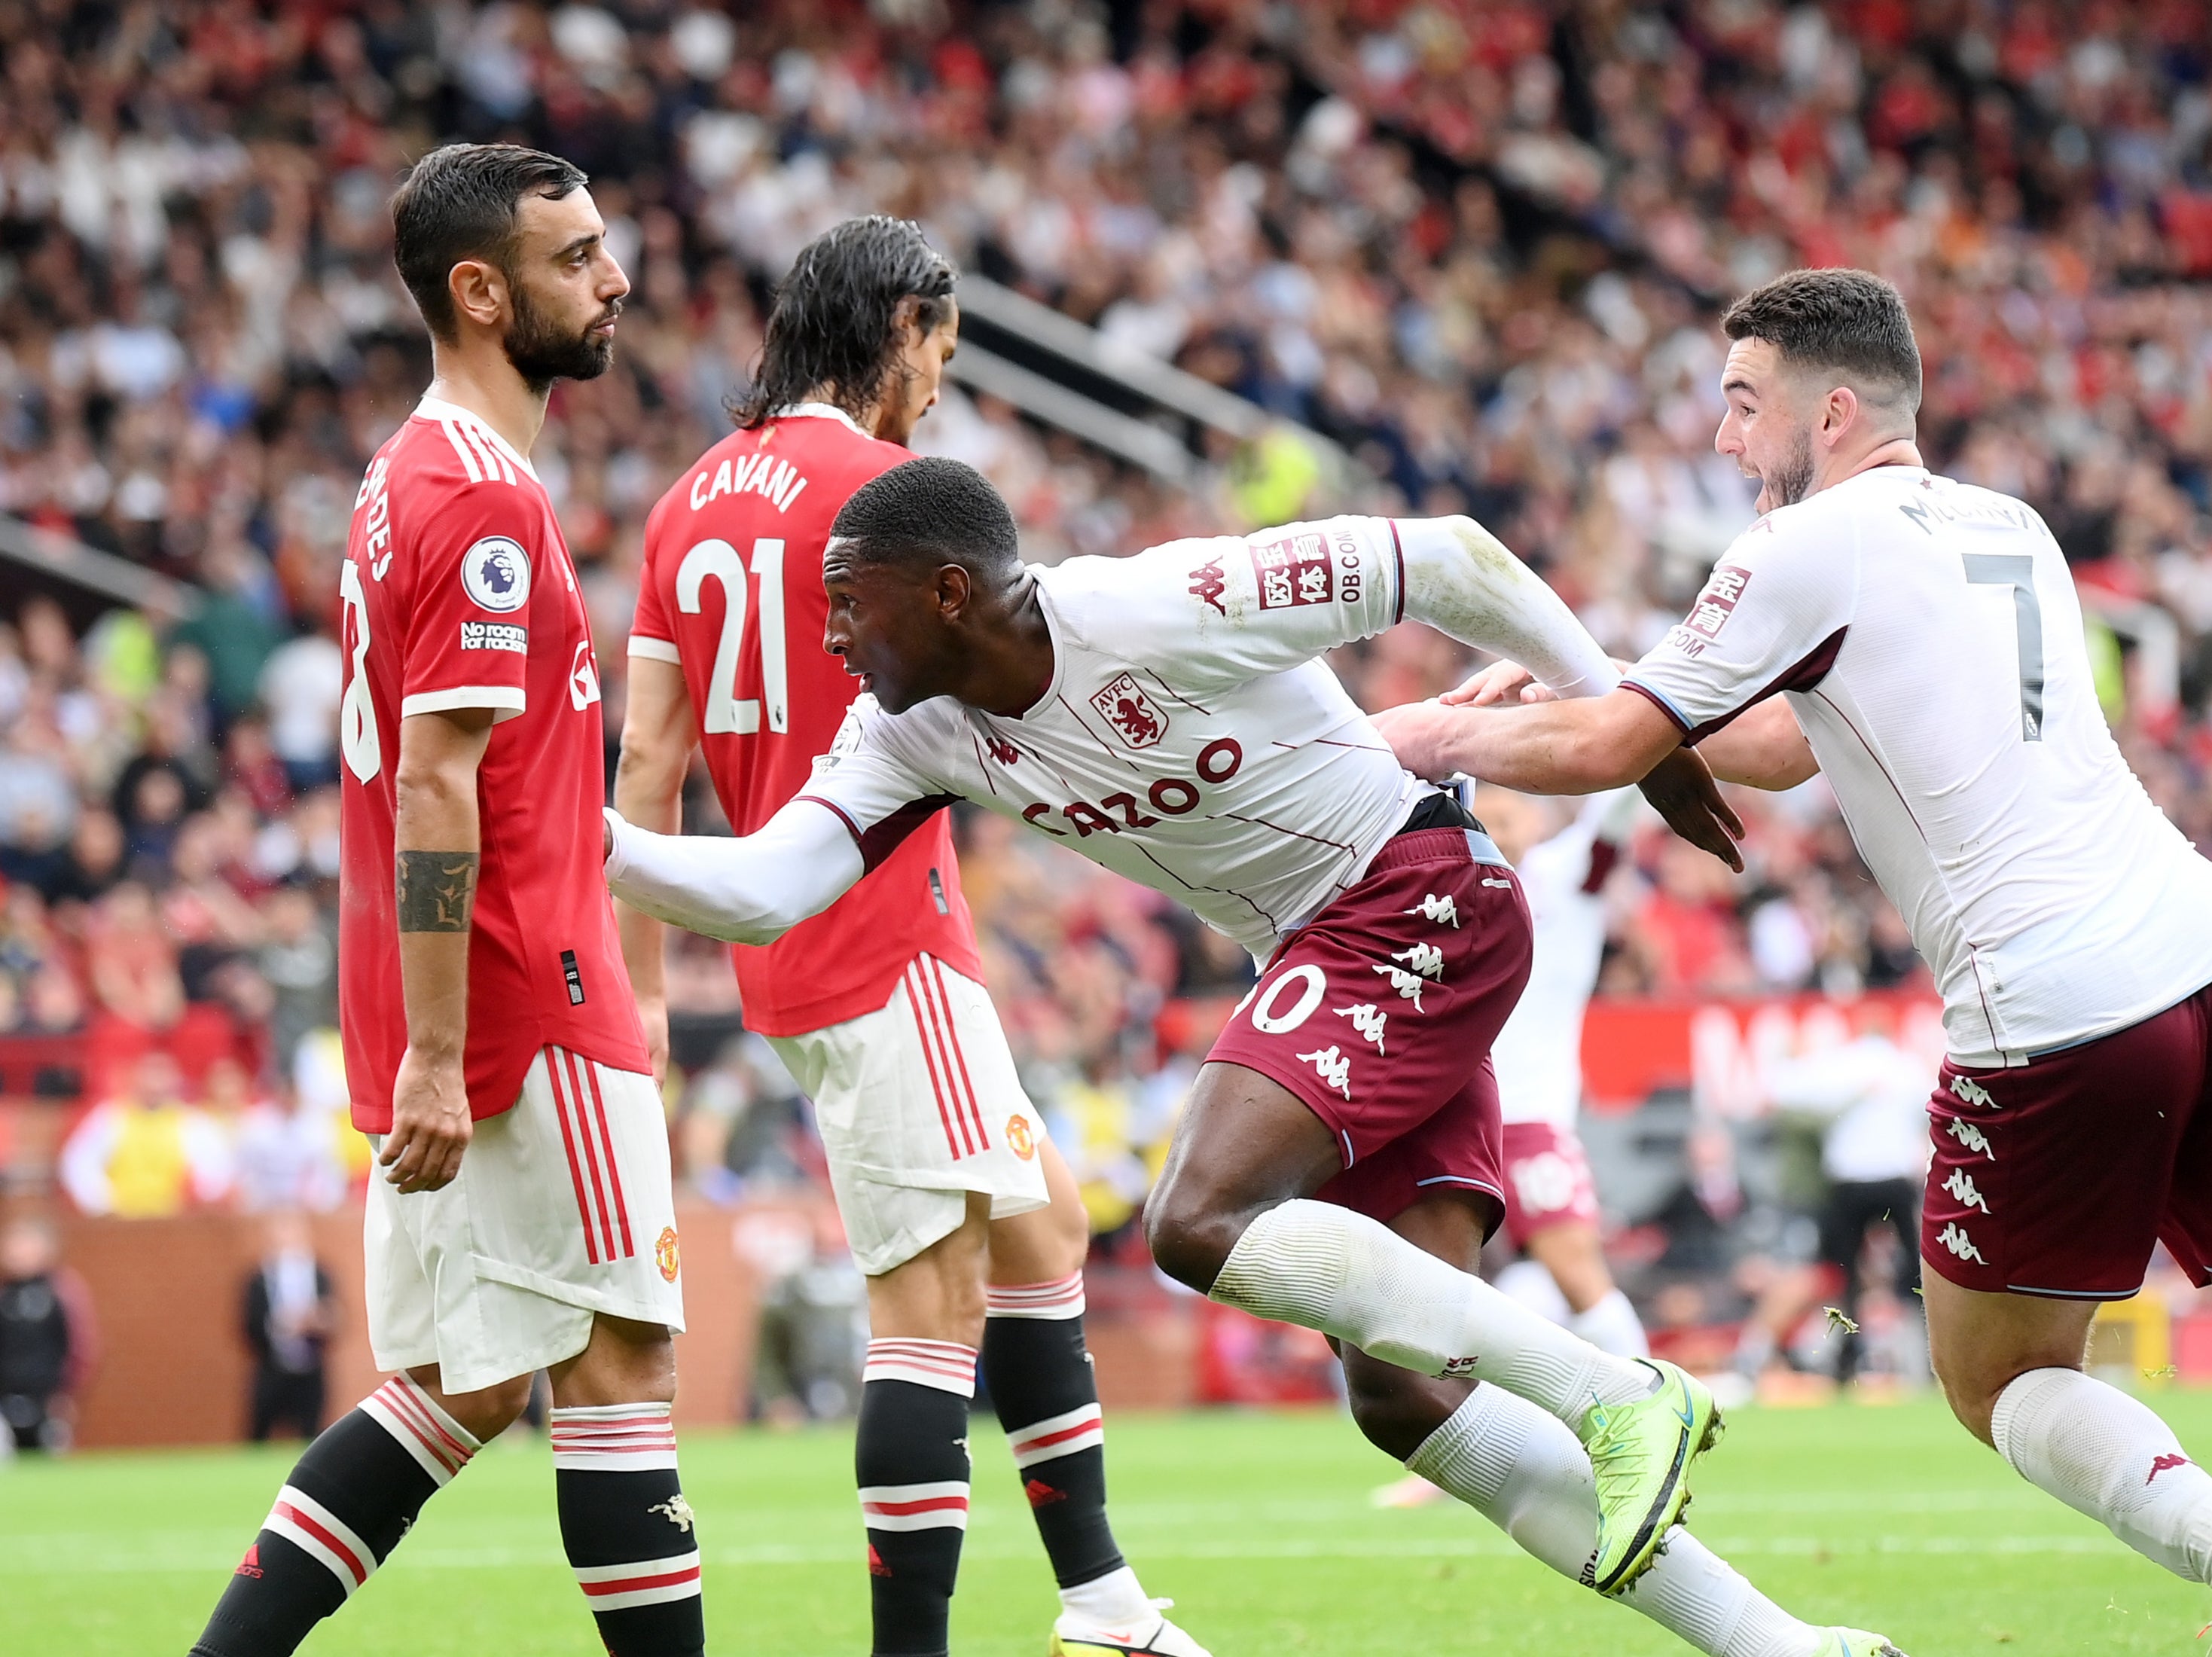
[1375,786,1649,1510]
[1378,267,2212,1597]
[1481,786,1650,1357]
[605,456,1906,1656]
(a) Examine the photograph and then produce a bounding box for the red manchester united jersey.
[339,396,647,1132]
[630,404,981,1036]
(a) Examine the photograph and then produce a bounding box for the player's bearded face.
[503,275,620,392]
[1762,424,1817,511]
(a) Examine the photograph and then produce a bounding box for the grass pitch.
[7,1393,2212,1654]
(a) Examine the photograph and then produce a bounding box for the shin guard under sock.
[551,1402,706,1656]
[191,1375,479,1657]
[857,1339,978,1656]
[983,1274,1133,1604]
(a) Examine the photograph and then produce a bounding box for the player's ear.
[935,561,973,620]
[889,293,925,352]
[1823,383,1859,443]
[447,258,508,331]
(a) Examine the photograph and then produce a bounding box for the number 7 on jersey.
[1963,553,2044,743]
[677,537,789,735]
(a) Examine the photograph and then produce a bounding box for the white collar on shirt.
[413,395,542,481]
[776,401,872,439]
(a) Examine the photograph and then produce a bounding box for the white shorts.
[365,1047,685,1396]
[769,954,1049,1277]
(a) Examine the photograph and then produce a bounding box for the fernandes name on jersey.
[630,404,981,1037]
[338,397,646,1132]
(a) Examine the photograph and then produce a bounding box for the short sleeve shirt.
[337,397,646,1131]
[630,405,981,1036]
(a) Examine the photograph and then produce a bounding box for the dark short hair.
[1721,268,1922,413]
[829,456,1018,574]
[735,216,957,429]
[391,144,588,340]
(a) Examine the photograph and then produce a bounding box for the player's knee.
[1034,1186,1092,1277]
[1343,1359,1461,1462]
[1142,1179,1243,1294]
[436,1372,533,1442]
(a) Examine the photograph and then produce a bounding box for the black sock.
[191,1376,479,1656]
[856,1340,978,1657]
[551,1403,704,1657]
[985,1277,1126,1591]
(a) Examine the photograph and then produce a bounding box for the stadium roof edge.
[957,275,1382,504]
[0,515,203,621]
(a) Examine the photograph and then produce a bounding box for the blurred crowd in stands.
[0,0,2208,1329]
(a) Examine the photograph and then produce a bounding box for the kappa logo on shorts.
[1393,942,1445,979]
[1945,1117,1996,1161]
[1335,1002,1387,1054]
[1296,1044,1353,1099]
[2149,1453,2193,1485]
[1942,1168,1992,1214]
[1440,1356,1481,1378]
[1405,893,1460,928]
[1935,1222,1988,1265]
[655,1225,681,1283]
[1007,1114,1037,1161]
[1948,1074,1996,1109]
[1371,964,1428,1009]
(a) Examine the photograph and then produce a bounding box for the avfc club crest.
[1091,673,1167,749]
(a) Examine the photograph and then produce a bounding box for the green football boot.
[1824,1633,1908,1656]
[1576,1357,1723,1595]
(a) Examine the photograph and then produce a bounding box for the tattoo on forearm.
[396,850,480,932]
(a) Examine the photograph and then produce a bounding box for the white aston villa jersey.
[799,517,1429,961]
[1491,790,1637,1125]
[1626,465,2212,1064]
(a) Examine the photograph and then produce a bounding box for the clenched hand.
[380,1045,473,1192]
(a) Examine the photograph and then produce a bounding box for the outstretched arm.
[603,798,865,944]
[1387,517,1744,868]
[1393,516,1619,698]
[1692,697,1820,789]
[612,655,695,1084]
[1376,689,1686,795]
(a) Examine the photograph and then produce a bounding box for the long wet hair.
[732,215,958,430]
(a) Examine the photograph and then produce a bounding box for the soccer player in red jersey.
[191,145,702,1657]
[617,218,1203,1657]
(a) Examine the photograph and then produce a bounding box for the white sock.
[1573,1288,1652,1359]
[1407,1386,1823,1657]
[1210,1199,1650,1421]
[1991,1366,2212,1582]
[1058,1563,1151,1625]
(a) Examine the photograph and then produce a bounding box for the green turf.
[6,1393,2212,1653]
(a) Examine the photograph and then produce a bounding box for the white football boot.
[1050,1598,1212,1656]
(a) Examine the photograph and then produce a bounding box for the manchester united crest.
[654,1225,681,1283]
[1090,673,1167,749]
[1006,1114,1036,1161]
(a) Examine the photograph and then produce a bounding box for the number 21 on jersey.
[678,537,789,736]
